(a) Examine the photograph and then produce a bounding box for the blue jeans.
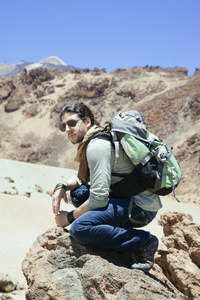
[69,185,157,253]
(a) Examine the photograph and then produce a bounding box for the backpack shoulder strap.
[91,128,112,142]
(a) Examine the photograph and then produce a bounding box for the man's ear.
[85,117,92,129]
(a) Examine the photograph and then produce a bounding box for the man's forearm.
[62,177,80,191]
[73,202,90,219]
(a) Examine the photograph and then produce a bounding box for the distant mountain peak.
[0,56,77,78]
[38,56,68,66]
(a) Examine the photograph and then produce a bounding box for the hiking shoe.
[131,235,158,273]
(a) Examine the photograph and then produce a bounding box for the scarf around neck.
[74,125,102,182]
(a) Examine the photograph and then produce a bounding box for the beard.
[68,129,85,144]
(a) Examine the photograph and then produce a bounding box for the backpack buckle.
[159,153,168,163]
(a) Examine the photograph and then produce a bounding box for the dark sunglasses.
[59,119,81,132]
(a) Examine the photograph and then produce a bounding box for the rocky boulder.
[22,227,184,300]
[0,273,19,293]
[4,97,25,112]
[0,80,16,102]
[155,212,200,299]
[31,68,54,82]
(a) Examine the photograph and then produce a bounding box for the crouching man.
[52,102,162,272]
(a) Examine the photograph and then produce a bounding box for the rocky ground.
[0,66,200,204]
[21,212,200,300]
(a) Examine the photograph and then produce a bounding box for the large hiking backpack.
[103,110,182,201]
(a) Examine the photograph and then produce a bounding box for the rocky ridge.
[0,65,200,204]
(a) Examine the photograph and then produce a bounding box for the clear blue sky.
[0,0,199,75]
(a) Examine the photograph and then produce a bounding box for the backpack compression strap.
[111,131,120,170]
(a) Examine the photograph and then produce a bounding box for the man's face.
[61,112,91,144]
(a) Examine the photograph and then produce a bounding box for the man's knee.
[70,185,90,208]
[69,219,91,245]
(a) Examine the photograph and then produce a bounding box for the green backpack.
[103,110,182,201]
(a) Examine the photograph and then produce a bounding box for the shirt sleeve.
[85,137,112,210]
[71,172,82,186]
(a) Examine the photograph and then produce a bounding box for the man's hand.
[55,211,70,227]
[52,188,68,215]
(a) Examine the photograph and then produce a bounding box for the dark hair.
[60,102,98,126]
